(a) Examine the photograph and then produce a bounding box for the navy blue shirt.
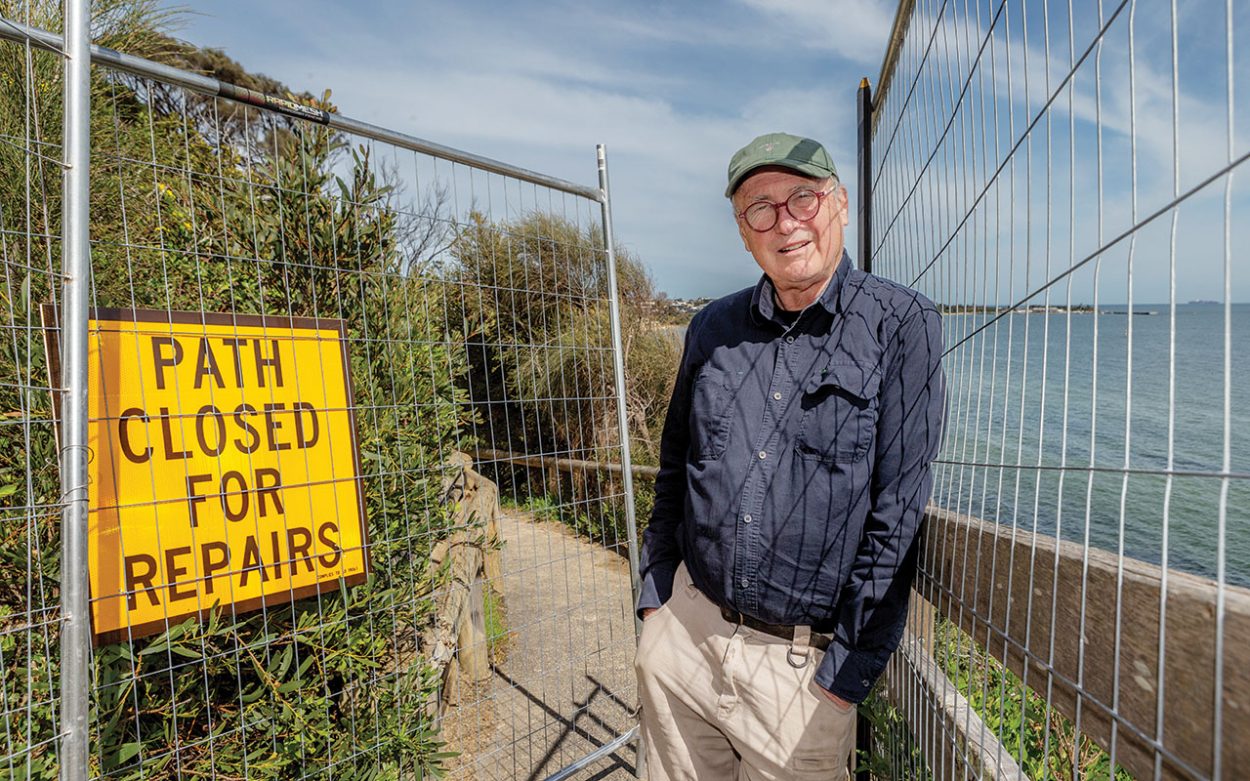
[638,253,945,703]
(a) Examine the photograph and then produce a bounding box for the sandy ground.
[438,511,640,781]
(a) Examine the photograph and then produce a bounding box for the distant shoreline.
[649,299,1244,327]
[941,308,1158,316]
[939,302,1244,316]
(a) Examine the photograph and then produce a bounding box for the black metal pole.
[855,80,876,781]
[856,77,873,275]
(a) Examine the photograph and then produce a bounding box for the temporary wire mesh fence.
[866,0,1246,779]
[0,8,66,780]
[0,9,640,780]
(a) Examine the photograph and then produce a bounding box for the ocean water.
[935,303,1250,587]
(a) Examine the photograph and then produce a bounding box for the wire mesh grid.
[0,18,67,781]
[1,18,639,779]
[867,0,1246,779]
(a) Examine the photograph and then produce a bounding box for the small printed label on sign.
[43,307,369,644]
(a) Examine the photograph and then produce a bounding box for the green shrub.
[447,211,676,549]
[857,621,1132,780]
[0,7,471,777]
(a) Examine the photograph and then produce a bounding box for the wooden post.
[457,579,492,684]
[908,590,937,656]
[429,454,505,705]
[546,464,560,501]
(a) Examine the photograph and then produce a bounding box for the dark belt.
[719,606,832,651]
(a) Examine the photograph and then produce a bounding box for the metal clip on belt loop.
[787,625,812,668]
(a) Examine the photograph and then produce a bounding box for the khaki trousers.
[635,564,856,780]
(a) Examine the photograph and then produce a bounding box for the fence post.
[856,77,873,275]
[853,76,876,781]
[59,0,93,779]
[597,144,645,780]
[596,145,641,627]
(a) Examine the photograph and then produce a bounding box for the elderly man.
[635,132,945,780]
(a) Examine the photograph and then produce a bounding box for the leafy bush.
[0,5,470,778]
[447,212,676,548]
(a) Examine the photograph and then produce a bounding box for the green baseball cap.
[725,132,838,198]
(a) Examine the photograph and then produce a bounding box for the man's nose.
[775,210,801,233]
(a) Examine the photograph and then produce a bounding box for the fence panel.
[0,13,67,780]
[867,0,1246,779]
[1,12,639,780]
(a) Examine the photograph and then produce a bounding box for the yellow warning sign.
[44,307,369,643]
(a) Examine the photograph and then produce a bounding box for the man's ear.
[837,186,850,226]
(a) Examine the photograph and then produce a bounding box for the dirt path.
[439,511,639,780]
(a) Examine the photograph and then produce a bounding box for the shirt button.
[743,514,752,524]
[786,336,795,343]
[772,391,782,401]
[740,578,750,588]
[758,450,767,459]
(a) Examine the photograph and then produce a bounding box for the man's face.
[733,168,849,300]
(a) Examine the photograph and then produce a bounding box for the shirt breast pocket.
[689,365,733,461]
[796,362,881,464]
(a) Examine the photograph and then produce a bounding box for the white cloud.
[174,0,885,296]
[865,0,1250,305]
[737,0,896,63]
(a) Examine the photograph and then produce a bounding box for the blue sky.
[168,0,1246,305]
[170,0,894,300]
[854,0,1248,306]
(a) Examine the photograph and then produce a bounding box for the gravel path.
[440,511,640,781]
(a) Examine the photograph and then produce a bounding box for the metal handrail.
[473,448,659,480]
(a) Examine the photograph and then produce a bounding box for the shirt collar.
[750,250,854,326]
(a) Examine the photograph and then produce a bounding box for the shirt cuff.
[813,637,889,704]
[636,560,678,619]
